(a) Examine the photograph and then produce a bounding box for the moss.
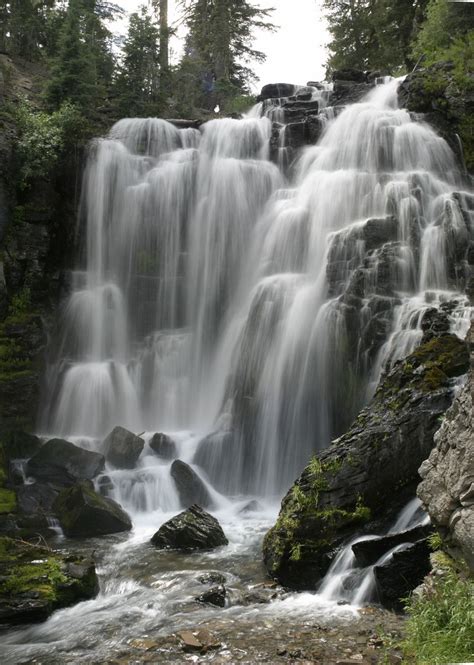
[0,488,16,514]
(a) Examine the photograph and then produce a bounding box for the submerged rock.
[171,460,213,508]
[53,481,132,537]
[0,536,98,623]
[374,539,431,611]
[197,571,226,585]
[196,584,226,607]
[151,504,228,551]
[263,332,469,589]
[239,499,263,515]
[149,432,176,459]
[102,426,144,469]
[26,438,105,486]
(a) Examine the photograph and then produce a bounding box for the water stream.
[3,78,472,661]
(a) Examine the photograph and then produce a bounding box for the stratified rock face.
[352,524,432,567]
[0,536,98,623]
[151,505,228,551]
[263,332,470,589]
[102,426,144,469]
[53,481,132,537]
[418,330,474,572]
[259,83,296,100]
[171,460,213,508]
[374,540,431,611]
[149,432,176,459]
[26,438,105,486]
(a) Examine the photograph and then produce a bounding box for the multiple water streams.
[2,78,472,661]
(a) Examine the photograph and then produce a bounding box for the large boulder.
[418,327,474,571]
[149,432,176,459]
[373,539,431,611]
[16,482,59,515]
[171,460,213,508]
[263,332,469,589]
[259,83,295,100]
[151,505,228,551]
[53,481,132,537]
[102,426,144,469]
[0,536,98,623]
[26,438,105,486]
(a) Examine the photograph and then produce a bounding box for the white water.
[4,76,473,663]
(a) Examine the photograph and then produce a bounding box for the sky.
[114,0,330,90]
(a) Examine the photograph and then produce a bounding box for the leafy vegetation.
[402,558,474,664]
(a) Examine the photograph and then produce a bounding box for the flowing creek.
[2,77,472,662]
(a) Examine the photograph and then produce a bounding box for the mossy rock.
[263,333,470,589]
[0,536,98,623]
[53,481,132,537]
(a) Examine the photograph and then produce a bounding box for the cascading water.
[41,77,471,503]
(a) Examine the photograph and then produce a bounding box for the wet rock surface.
[171,459,213,508]
[0,536,98,624]
[196,584,227,607]
[102,426,144,469]
[149,432,176,459]
[26,438,105,486]
[418,324,474,571]
[151,505,228,551]
[53,481,132,537]
[263,331,469,589]
[352,524,432,566]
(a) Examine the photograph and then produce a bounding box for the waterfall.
[40,77,472,500]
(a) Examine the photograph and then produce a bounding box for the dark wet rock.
[363,216,398,251]
[263,333,469,589]
[26,439,105,486]
[418,326,474,571]
[171,459,213,509]
[53,481,132,537]
[196,584,226,607]
[1,430,41,461]
[96,474,114,496]
[374,539,431,611]
[149,432,176,459]
[198,571,226,585]
[352,524,432,566]
[331,80,372,106]
[151,504,228,551]
[259,83,296,100]
[0,536,98,624]
[421,307,451,340]
[102,426,144,469]
[239,499,263,515]
[16,482,59,515]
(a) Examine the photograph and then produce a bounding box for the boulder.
[263,332,469,589]
[171,460,213,508]
[352,523,432,566]
[1,430,41,461]
[149,432,176,459]
[26,438,105,486]
[418,329,474,571]
[238,499,263,515]
[374,539,431,611]
[53,481,132,537]
[197,571,226,585]
[102,426,144,469]
[259,83,296,100]
[0,536,98,623]
[151,504,228,551]
[16,482,59,515]
[196,584,226,607]
[332,69,367,83]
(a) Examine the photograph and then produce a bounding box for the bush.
[402,562,474,664]
[15,99,85,188]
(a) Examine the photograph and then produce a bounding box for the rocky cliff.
[263,323,470,589]
[418,323,474,571]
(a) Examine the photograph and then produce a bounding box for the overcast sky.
[114,0,329,90]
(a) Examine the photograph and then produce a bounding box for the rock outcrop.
[151,505,228,551]
[53,481,132,537]
[418,325,474,572]
[0,536,98,623]
[149,432,176,459]
[102,426,144,469]
[171,460,213,508]
[26,438,105,486]
[263,332,470,589]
